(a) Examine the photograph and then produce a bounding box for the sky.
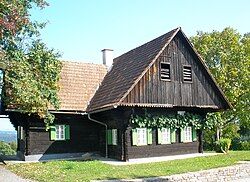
[0,0,249,131]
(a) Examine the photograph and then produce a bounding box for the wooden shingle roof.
[87,28,180,112]
[56,61,107,111]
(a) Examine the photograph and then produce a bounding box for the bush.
[0,141,16,155]
[204,127,216,151]
[215,138,231,153]
[239,141,250,150]
[222,123,240,139]
[9,141,17,151]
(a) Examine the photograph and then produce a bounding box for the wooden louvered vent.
[160,63,171,81]
[183,65,192,82]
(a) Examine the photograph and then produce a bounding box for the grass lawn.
[6,151,250,182]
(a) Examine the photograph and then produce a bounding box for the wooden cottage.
[7,27,231,161]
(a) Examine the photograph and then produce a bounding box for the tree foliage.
[0,141,16,155]
[0,0,62,126]
[191,28,250,131]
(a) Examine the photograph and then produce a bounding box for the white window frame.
[161,128,171,144]
[183,126,192,142]
[112,129,117,145]
[55,125,65,140]
[137,128,147,146]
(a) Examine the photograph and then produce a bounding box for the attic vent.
[183,65,192,82]
[160,62,171,81]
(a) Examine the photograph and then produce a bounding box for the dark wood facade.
[122,34,225,109]
[9,113,102,160]
[91,107,204,161]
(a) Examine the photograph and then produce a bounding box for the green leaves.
[3,40,61,126]
[191,27,250,130]
[0,1,61,127]
[130,113,204,129]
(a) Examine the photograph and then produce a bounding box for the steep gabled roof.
[87,27,231,112]
[55,61,107,111]
[87,28,180,112]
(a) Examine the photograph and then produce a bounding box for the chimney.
[102,49,113,69]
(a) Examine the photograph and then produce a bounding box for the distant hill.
[0,131,16,143]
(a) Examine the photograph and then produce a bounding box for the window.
[182,126,192,142]
[160,62,171,81]
[50,125,70,141]
[158,128,171,144]
[132,128,152,146]
[137,128,147,145]
[107,129,118,145]
[56,125,65,140]
[183,65,192,82]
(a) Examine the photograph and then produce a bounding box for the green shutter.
[65,125,70,140]
[132,129,138,146]
[180,128,184,142]
[50,126,56,140]
[157,128,162,144]
[192,128,197,141]
[170,129,176,143]
[107,130,112,145]
[147,128,153,145]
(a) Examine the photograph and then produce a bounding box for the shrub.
[215,138,231,153]
[9,141,17,151]
[0,141,16,155]
[239,141,250,150]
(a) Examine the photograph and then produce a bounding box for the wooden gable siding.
[122,35,224,108]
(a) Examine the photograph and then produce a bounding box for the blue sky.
[0,0,249,131]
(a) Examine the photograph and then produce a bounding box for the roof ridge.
[61,60,106,67]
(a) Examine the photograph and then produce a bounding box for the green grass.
[6,151,250,182]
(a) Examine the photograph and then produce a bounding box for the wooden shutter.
[161,63,171,80]
[65,125,70,140]
[50,126,56,140]
[107,130,112,145]
[170,129,176,143]
[132,129,138,146]
[180,128,184,142]
[192,128,197,141]
[157,128,162,144]
[183,65,192,82]
[147,128,152,145]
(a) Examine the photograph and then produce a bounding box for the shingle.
[56,61,107,111]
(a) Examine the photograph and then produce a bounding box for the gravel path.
[0,165,33,182]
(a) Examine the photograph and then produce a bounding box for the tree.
[191,28,250,139]
[0,141,16,155]
[0,0,62,127]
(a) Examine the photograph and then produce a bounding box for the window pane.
[55,125,65,140]
[162,128,170,144]
[184,126,192,142]
[112,129,117,145]
[137,128,147,145]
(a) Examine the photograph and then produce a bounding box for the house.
[7,27,231,161]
